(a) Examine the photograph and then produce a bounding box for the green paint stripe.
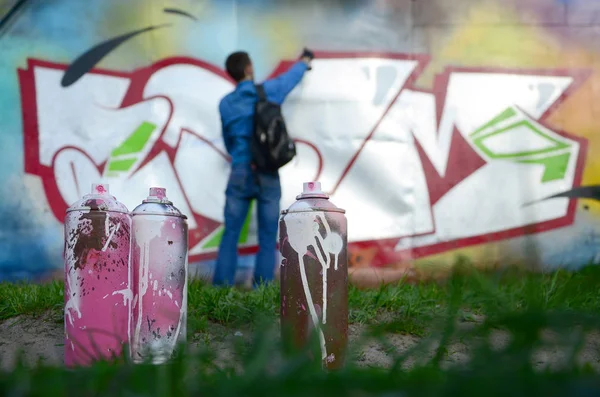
[203,227,224,249]
[203,201,255,249]
[518,152,571,183]
[239,200,255,243]
[110,121,156,157]
[470,107,517,138]
[473,120,571,159]
[107,158,137,172]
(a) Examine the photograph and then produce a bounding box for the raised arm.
[262,60,309,105]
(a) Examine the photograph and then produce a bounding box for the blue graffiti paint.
[0,213,61,281]
[0,1,111,281]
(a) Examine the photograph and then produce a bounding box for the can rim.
[296,192,329,200]
[281,207,346,215]
[66,207,129,214]
[131,211,188,219]
[142,197,174,204]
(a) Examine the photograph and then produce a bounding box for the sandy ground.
[1,313,599,371]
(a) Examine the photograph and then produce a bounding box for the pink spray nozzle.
[149,187,167,200]
[303,181,322,194]
[92,183,109,194]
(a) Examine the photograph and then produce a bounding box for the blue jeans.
[213,163,281,287]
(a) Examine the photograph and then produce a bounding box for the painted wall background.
[1,0,599,282]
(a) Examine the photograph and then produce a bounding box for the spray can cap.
[303,182,322,194]
[144,187,171,203]
[132,186,187,218]
[66,183,129,214]
[283,181,345,214]
[297,181,329,200]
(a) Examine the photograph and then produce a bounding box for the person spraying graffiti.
[213,48,315,287]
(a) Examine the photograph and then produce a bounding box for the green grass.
[0,280,63,320]
[1,263,600,395]
[2,263,600,333]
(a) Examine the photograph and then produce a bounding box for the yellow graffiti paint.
[97,0,209,68]
[250,14,301,63]
[413,240,540,273]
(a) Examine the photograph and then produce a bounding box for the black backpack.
[251,84,296,172]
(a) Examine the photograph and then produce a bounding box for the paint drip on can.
[279,181,348,369]
[64,183,132,367]
[131,187,188,364]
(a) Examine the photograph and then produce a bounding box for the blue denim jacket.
[219,61,308,165]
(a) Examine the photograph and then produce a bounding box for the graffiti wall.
[1,0,599,282]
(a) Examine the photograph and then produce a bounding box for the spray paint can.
[64,183,132,367]
[279,181,348,369]
[131,187,188,364]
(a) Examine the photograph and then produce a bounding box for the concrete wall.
[1,0,599,282]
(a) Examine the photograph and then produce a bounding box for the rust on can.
[279,181,348,369]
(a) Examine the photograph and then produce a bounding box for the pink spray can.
[64,183,133,367]
[131,187,188,364]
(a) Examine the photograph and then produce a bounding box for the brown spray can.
[279,181,348,369]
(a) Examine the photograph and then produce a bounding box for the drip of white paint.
[133,242,150,351]
[64,232,82,326]
[322,263,328,325]
[153,279,158,292]
[132,218,163,355]
[313,231,329,325]
[165,290,173,300]
[284,210,344,362]
[127,249,132,357]
[112,287,132,307]
[319,213,332,235]
[103,294,109,299]
[101,222,120,252]
[299,254,327,360]
[324,231,343,271]
[313,216,332,325]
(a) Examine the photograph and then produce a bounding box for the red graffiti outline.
[19,53,589,266]
[265,53,590,266]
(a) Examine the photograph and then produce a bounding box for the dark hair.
[225,51,251,82]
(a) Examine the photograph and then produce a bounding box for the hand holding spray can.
[131,187,188,364]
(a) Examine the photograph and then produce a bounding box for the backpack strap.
[255,84,267,101]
